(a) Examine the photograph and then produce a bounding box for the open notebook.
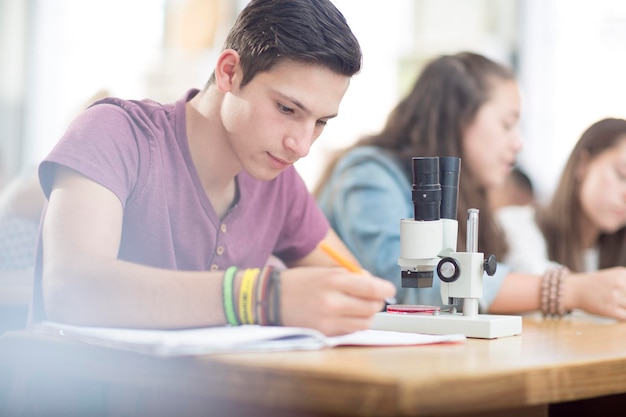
[35,321,465,357]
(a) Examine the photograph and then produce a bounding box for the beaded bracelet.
[222,266,240,325]
[541,266,568,319]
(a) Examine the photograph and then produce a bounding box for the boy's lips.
[268,153,294,169]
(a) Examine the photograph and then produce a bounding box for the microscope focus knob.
[437,257,460,283]
[483,254,497,276]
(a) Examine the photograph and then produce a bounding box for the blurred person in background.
[316,52,626,321]
[499,119,626,314]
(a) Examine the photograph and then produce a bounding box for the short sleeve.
[39,103,145,207]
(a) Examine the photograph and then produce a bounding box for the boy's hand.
[279,267,396,336]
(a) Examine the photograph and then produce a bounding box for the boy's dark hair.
[207,0,362,87]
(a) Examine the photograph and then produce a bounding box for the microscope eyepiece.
[411,157,441,221]
[439,157,461,220]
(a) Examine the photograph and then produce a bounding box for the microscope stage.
[371,311,522,339]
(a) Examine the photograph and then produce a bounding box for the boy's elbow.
[42,268,83,324]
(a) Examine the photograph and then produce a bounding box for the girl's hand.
[567,267,626,320]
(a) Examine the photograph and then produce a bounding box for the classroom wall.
[517,0,626,202]
[2,0,626,203]
[0,0,29,185]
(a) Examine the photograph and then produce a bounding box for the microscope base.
[371,311,522,339]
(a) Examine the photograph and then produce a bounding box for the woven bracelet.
[256,266,273,326]
[269,268,283,326]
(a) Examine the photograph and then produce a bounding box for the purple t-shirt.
[32,89,329,321]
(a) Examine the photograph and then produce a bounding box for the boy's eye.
[277,103,293,114]
[316,119,328,127]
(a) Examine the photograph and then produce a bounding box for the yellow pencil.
[319,241,362,273]
[318,241,397,305]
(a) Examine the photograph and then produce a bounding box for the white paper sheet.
[36,321,465,357]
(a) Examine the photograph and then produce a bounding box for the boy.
[33,0,395,336]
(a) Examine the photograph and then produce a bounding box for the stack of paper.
[35,321,465,357]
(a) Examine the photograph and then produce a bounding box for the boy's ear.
[214,49,241,92]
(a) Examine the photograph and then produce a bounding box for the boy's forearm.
[43,259,226,329]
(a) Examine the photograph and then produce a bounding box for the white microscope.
[371,156,522,338]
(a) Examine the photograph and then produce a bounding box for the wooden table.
[1,314,625,417]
